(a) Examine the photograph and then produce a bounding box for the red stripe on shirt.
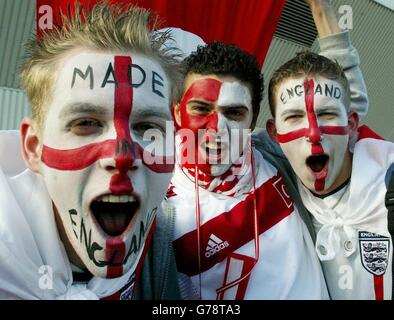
[173,174,294,276]
[373,275,384,300]
[357,125,384,141]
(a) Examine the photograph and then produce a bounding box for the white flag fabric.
[159,27,206,60]
[0,130,25,177]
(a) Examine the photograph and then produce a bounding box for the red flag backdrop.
[36,0,286,66]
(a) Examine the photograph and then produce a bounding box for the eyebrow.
[219,104,249,109]
[279,108,305,117]
[61,102,171,120]
[60,102,109,119]
[186,100,248,109]
[132,108,172,120]
[314,105,342,112]
[186,99,213,106]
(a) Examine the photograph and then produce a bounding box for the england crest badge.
[359,231,390,276]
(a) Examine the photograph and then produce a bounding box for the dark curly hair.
[181,41,264,127]
[268,50,350,117]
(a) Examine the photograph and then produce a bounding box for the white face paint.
[274,76,351,194]
[210,81,253,176]
[40,51,173,278]
[178,74,253,177]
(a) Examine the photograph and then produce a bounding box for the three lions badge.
[359,231,390,276]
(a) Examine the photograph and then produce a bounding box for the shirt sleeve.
[319,31,369,119]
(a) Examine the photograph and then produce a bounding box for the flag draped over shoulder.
[36,0,286,66]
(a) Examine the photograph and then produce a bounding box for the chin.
[88,265,110,279]
[209,164,232,177]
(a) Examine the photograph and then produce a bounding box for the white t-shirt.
[300,128,394,300]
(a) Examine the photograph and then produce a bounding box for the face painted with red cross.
[37,51,173,278]
[269,76,358,195]
[174,74,253,177]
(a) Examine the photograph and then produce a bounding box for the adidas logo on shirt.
[205,234,229,258]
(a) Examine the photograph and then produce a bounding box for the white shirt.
[166,148,329,299]
[300,131,394,300]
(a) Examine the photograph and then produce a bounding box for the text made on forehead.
[71,63,166,98]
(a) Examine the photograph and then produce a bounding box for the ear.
[173,103,182,127]
[347,111,359,135]
[266,118,279,143]
[20,118,41,173]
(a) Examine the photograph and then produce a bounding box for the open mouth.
[200,141,228,162]
[90,194,140,237]
[205,141,222,154]
[306,154,329,178]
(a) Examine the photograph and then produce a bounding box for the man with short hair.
[266,5,394,299]
[0,2,181,299]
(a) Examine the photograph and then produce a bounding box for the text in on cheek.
[67,207,157,268]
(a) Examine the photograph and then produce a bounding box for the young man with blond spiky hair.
[0,2,182,299]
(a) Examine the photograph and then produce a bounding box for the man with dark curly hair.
[178,41,264,129]
[163,40,329,299]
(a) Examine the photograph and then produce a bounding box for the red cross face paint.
[274,76,351,194]
[39,52,174,278]
[177,75,253,176]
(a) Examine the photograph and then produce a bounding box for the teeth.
[97,195,136,203]
[205,142,221,150]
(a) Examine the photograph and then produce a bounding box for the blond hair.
[20,1,181,128]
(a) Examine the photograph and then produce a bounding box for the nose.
[306,123,322,143]
[99,140,139,173]
[99,157,138,172]
[99,157,117,172]
[216,113,229,131]
[204,112,219,131]
[211,113,230,136]
[204,114,230,143]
